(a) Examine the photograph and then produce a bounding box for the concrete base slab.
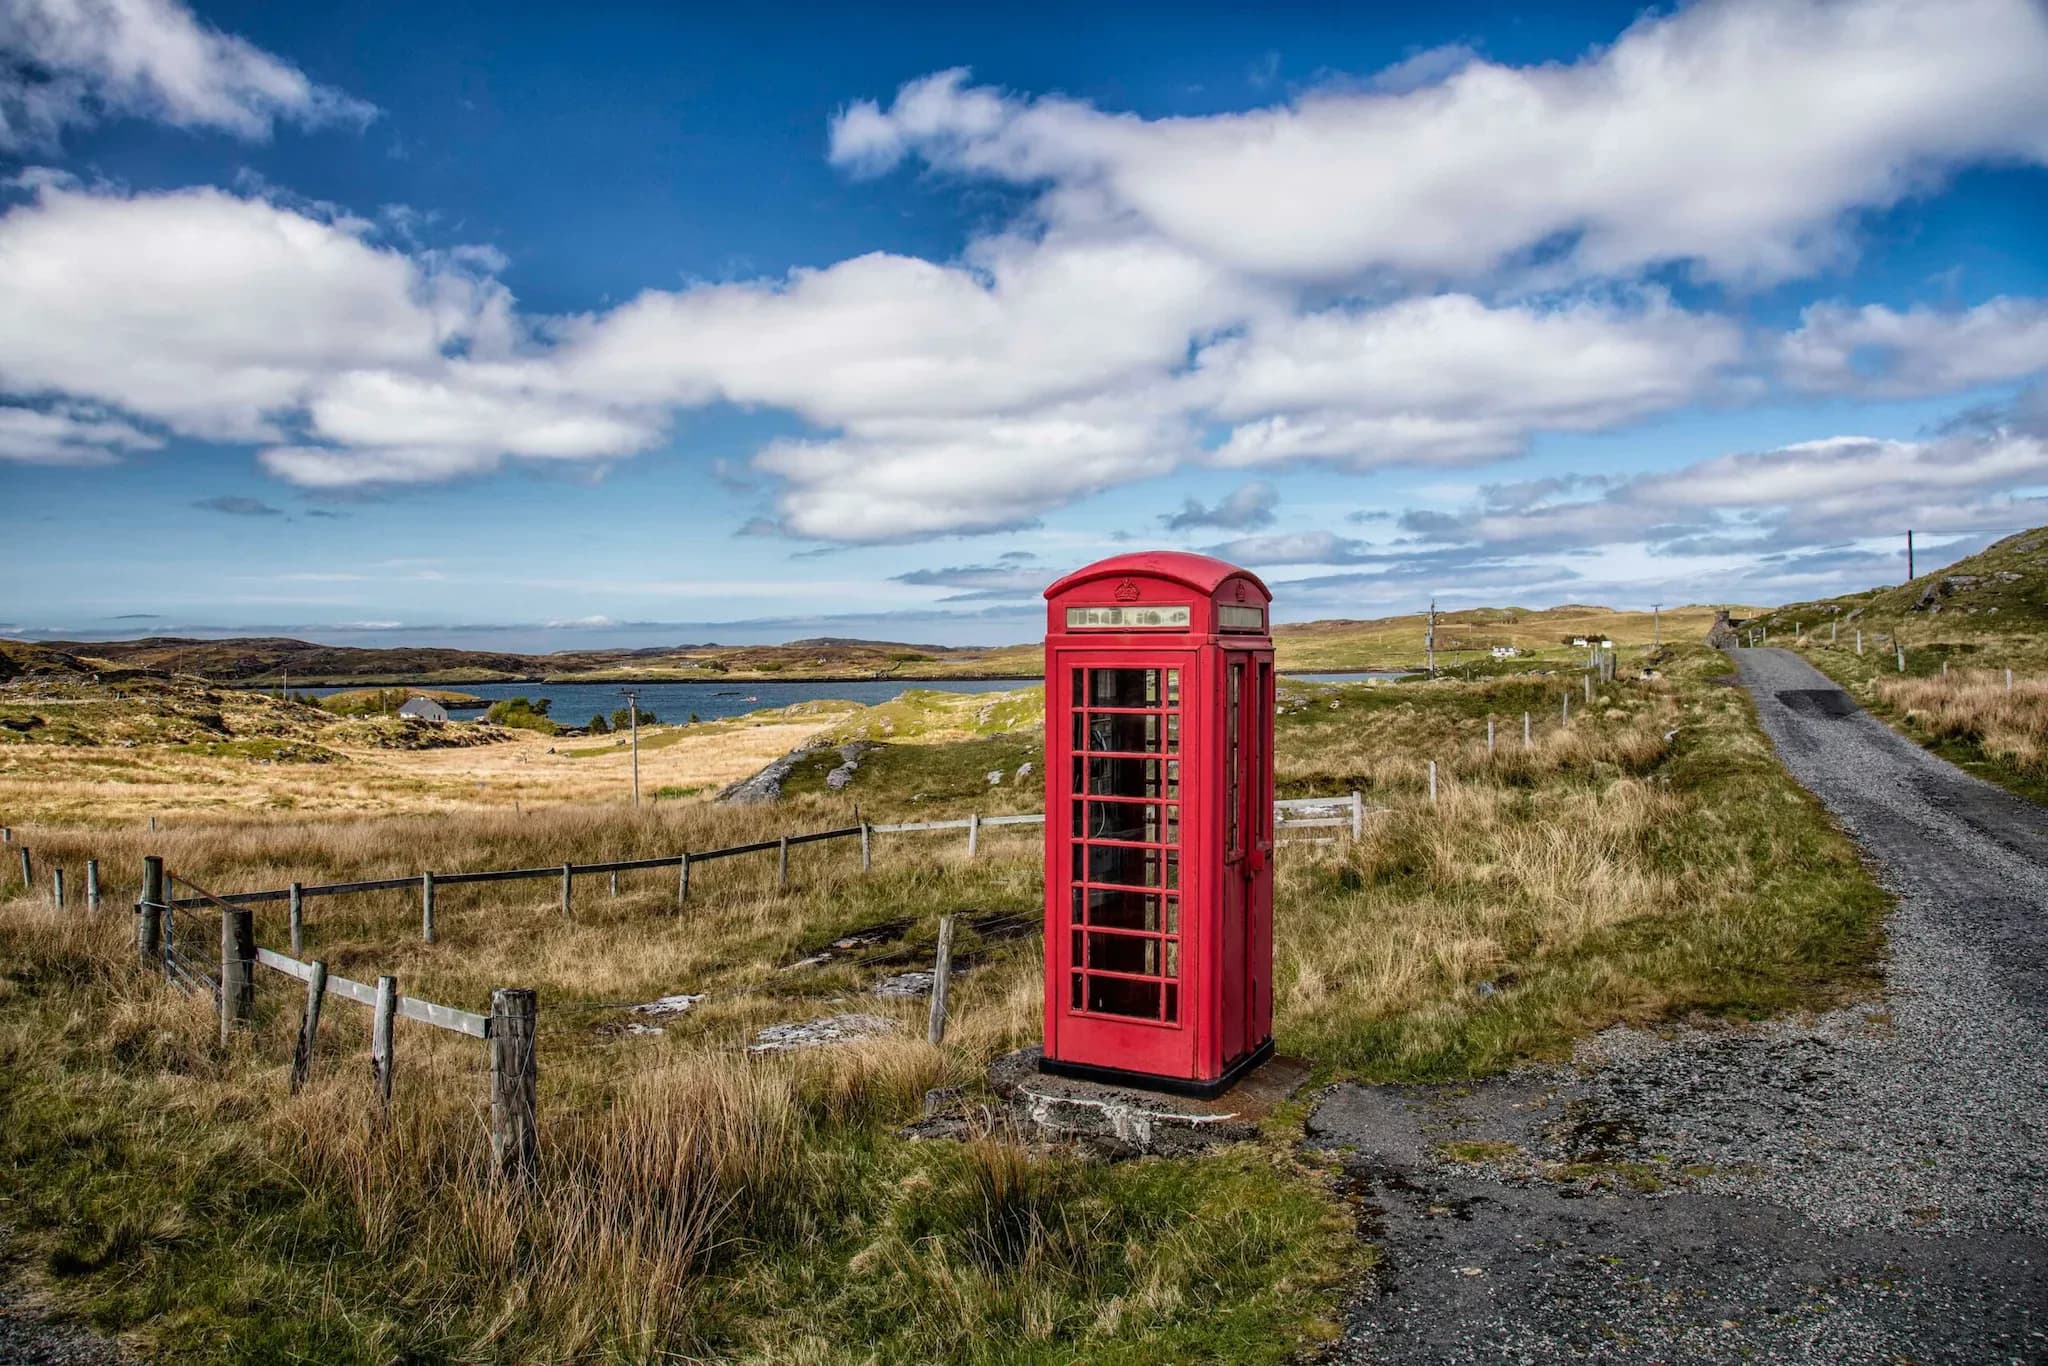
[985,1045,1310,1155]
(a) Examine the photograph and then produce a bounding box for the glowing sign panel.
[1217,605,1266,632]
[1065,604,1192,630]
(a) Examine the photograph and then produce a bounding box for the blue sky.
[3,0,2047,651]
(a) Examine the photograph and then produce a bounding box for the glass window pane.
[1079,801,1160,844]
[1071,710,1084,751]
[1166,670,1180,705]
[1070,972,1084,1010]
[1083,843,1165,887]
[1086,757,1175,799]
[1167,714,1180,748]
[1085,887,1161,931]
[1071,929,1083,967]
[1163,984,1179,1023]
[1089,932,1159,976]
[1086,976,1160,1018]
[1165,940,1179,978]
[1166,899,1179,934]
[1070,888,1085,923]
[1090,712,1163,754]
[1091,668,1159,708]
[1227,664,1243,856]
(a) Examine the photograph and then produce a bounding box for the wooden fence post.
[966,812,980,858]
[17,845,29,889]
[288,882,304,955]
[1856,630,1863,655]
[422,871,437,944]
[1,826,9,843]
[1428,760,1438,804]
[777,836,789,890]
[1896,643,1906,673]
[1562,693,1570,724]
[560,864,573,918]
[85,859,100,912]
[1523,712,1531,748]
[219,907,255,1044]
[609,870,618,899]
[290,960,328,1095]
[2007,668,2014,694]
[860,823,872,872]
[1583,674,1593,704]
[1487,716,1495,755]
[371,976,397,1106]
[676,853,690,909]
[1350,790,1364,841]
[51,867,63,909]
[490,988,539,1187]
[139,856,163,964]
[926,915,955,1046]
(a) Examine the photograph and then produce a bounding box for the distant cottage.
[398,696,448,724]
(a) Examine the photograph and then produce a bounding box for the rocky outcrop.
[1705,608,1742,650]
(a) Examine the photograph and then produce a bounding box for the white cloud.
[1197,292,1742,467]
[1780,297,2048,396]
[0,0,374,150]
[831,0,2048,286]
[0,400,159,463]
[1160,480,1278,530]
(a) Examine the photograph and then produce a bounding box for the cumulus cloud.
[0,400,159,463]
[1197,292,1742,467]
[0,0,374,150]
[1779,297,2048,396]
[1160,481,1278,530]
[829,0,2048,286]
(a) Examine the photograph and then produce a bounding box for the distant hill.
[1753,526,2048,640]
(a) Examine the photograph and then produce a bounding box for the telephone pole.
[1652,603,1662,647]
[1906,529,1915,582]
[619,688,640,807]
[1425,599,1437,677]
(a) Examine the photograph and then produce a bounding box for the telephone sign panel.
[1041,552,1275,1097]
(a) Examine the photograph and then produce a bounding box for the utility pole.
[619,688,640,807]
[1426,599,1437,678]
[1907,529,1915,582]
[1652,603,1662,647]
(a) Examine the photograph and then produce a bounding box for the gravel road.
[1310,648,2048,1365]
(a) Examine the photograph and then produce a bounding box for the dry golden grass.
[0,715,837,825]
[0,644,1885,1360]
[1877,669,2048,774]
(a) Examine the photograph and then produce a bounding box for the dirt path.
[1308,648,2048,1364]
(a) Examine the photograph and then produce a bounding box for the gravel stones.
[1311,647,2048,1363]
[746,1013,896,1053]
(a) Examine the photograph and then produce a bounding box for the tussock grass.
[1877,669,2048,776]
[0,643,1885,1360]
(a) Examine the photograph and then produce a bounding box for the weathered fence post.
[85,859,100,912]
[1831,620,1837,643]
[1428,760,1438,804]
[139,856,164,964]
[148,815,156,834]
[421,871,437,944]
[219,907,255,1044]
[51,867,63,909]
[288,882,304,955]
[967,812,980,858]
[1523,712,1531,748]
[2007,668,2015,694]
[290,960,328,1094]
[926,915,955,1046]
[0,826,9,844]
[560,864,573,918]
[1856,630,1863,656]
[860,823,872,872]
[1583,674,1593,704]
[1942,659,1949,677]
[609,870,618,899]
[1562,693,1570,724]
[777,836,789,890]
[676,853,690,908]
[17,845,29,889]
[1896,643,1905,673]
[371,975,397,1106]
[490,987,539,1187]
[1487,716,1495,755]
[1350,790,1364,841]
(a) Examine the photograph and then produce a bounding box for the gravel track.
[1310,648,2048,1365]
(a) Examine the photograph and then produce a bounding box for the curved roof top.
[1043,550,1270,600]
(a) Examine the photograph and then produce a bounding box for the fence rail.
[253,945,490,1038]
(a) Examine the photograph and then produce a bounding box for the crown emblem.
[1233,581,1248,602]
[1113,578,1140,602]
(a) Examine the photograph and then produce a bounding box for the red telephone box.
[1040,552,1275,1097]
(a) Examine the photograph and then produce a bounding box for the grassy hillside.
[0,640,1886,1362]
[1748,525,2048,803]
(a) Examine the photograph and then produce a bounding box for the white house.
[398,696,448,724]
